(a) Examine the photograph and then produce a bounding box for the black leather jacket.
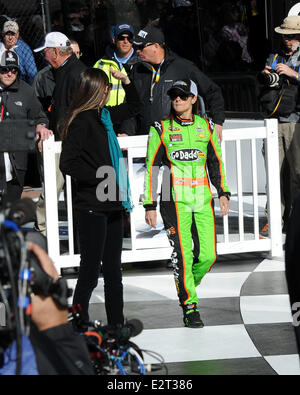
[123,48,225,135]
[50,53,86,140]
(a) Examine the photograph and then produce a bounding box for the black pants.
[73,209,124,326]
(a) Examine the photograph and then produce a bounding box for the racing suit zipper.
[187,125,196,202]
[183,125,197,201]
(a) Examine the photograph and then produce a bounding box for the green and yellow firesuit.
[143,114,231,306]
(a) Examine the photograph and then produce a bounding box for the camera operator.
[0,50,53,207]
[259,16,300,238]
[0,242,94,375]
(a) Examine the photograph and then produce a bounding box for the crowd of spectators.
[88,0,268,72]
[0,0,270,75]
[0,0,269,189]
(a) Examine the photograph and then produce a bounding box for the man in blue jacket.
[0,21,37,85]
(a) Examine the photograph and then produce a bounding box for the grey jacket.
[0,77,48,182]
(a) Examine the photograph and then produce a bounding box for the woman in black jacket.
[59,68,140,326]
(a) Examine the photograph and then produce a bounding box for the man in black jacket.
[0,50,52,206]
[33,40,82,116]
[34,32,86,140]
[129,26,225,140]
[34,32,86,236]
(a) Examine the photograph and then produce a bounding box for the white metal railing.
[43,119,283,273]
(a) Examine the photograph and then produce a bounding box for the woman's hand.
[145,210,157,228]
[110,67,130,85]
[219,196,230,217]
[215,124,223,144]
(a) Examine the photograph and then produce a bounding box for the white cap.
[2,20,19,34]
[34,31,71,52]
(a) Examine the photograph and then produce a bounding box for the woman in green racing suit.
[143,79,230,328]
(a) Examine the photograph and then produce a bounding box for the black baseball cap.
[133,26,165,47]
[0,50,19,69]
[167,79,198,97]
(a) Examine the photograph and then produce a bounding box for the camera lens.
[266,70,281,87]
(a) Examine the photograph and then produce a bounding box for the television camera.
[0,119,71,374]
[0,198,72,374]
[69,305,155,375]
[70,305,167,375]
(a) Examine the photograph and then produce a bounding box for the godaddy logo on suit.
[170,148,205,162]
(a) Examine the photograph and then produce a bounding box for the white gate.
[43,119,283,273]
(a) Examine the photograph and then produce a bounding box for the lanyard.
[150,58,165,103]
[0,90,4,121]
[272,51,300,71]
[114,49,134,69]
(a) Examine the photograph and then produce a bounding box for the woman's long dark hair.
[59,68,110,140]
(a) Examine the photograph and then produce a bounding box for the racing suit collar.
[174,114,195,126]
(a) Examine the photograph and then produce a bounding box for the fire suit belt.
[174,177,209,187]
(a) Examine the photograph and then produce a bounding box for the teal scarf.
[100,108,133,212]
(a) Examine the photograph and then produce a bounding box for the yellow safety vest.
[93,58,127,106]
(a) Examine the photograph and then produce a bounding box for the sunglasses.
[282,34,297,39]
[134,42,155,51]
[0,67,18,74]
[117,35,134,43]
[169,92,192,101]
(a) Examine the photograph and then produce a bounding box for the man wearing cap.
[128,26,225,140]
[93,23,139,135]
[34,31,86,236]
[34,32,86,139]
[0,20,37,85]
[259,15,300,238]
[0,50,52,205]
[33,39,82,115]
